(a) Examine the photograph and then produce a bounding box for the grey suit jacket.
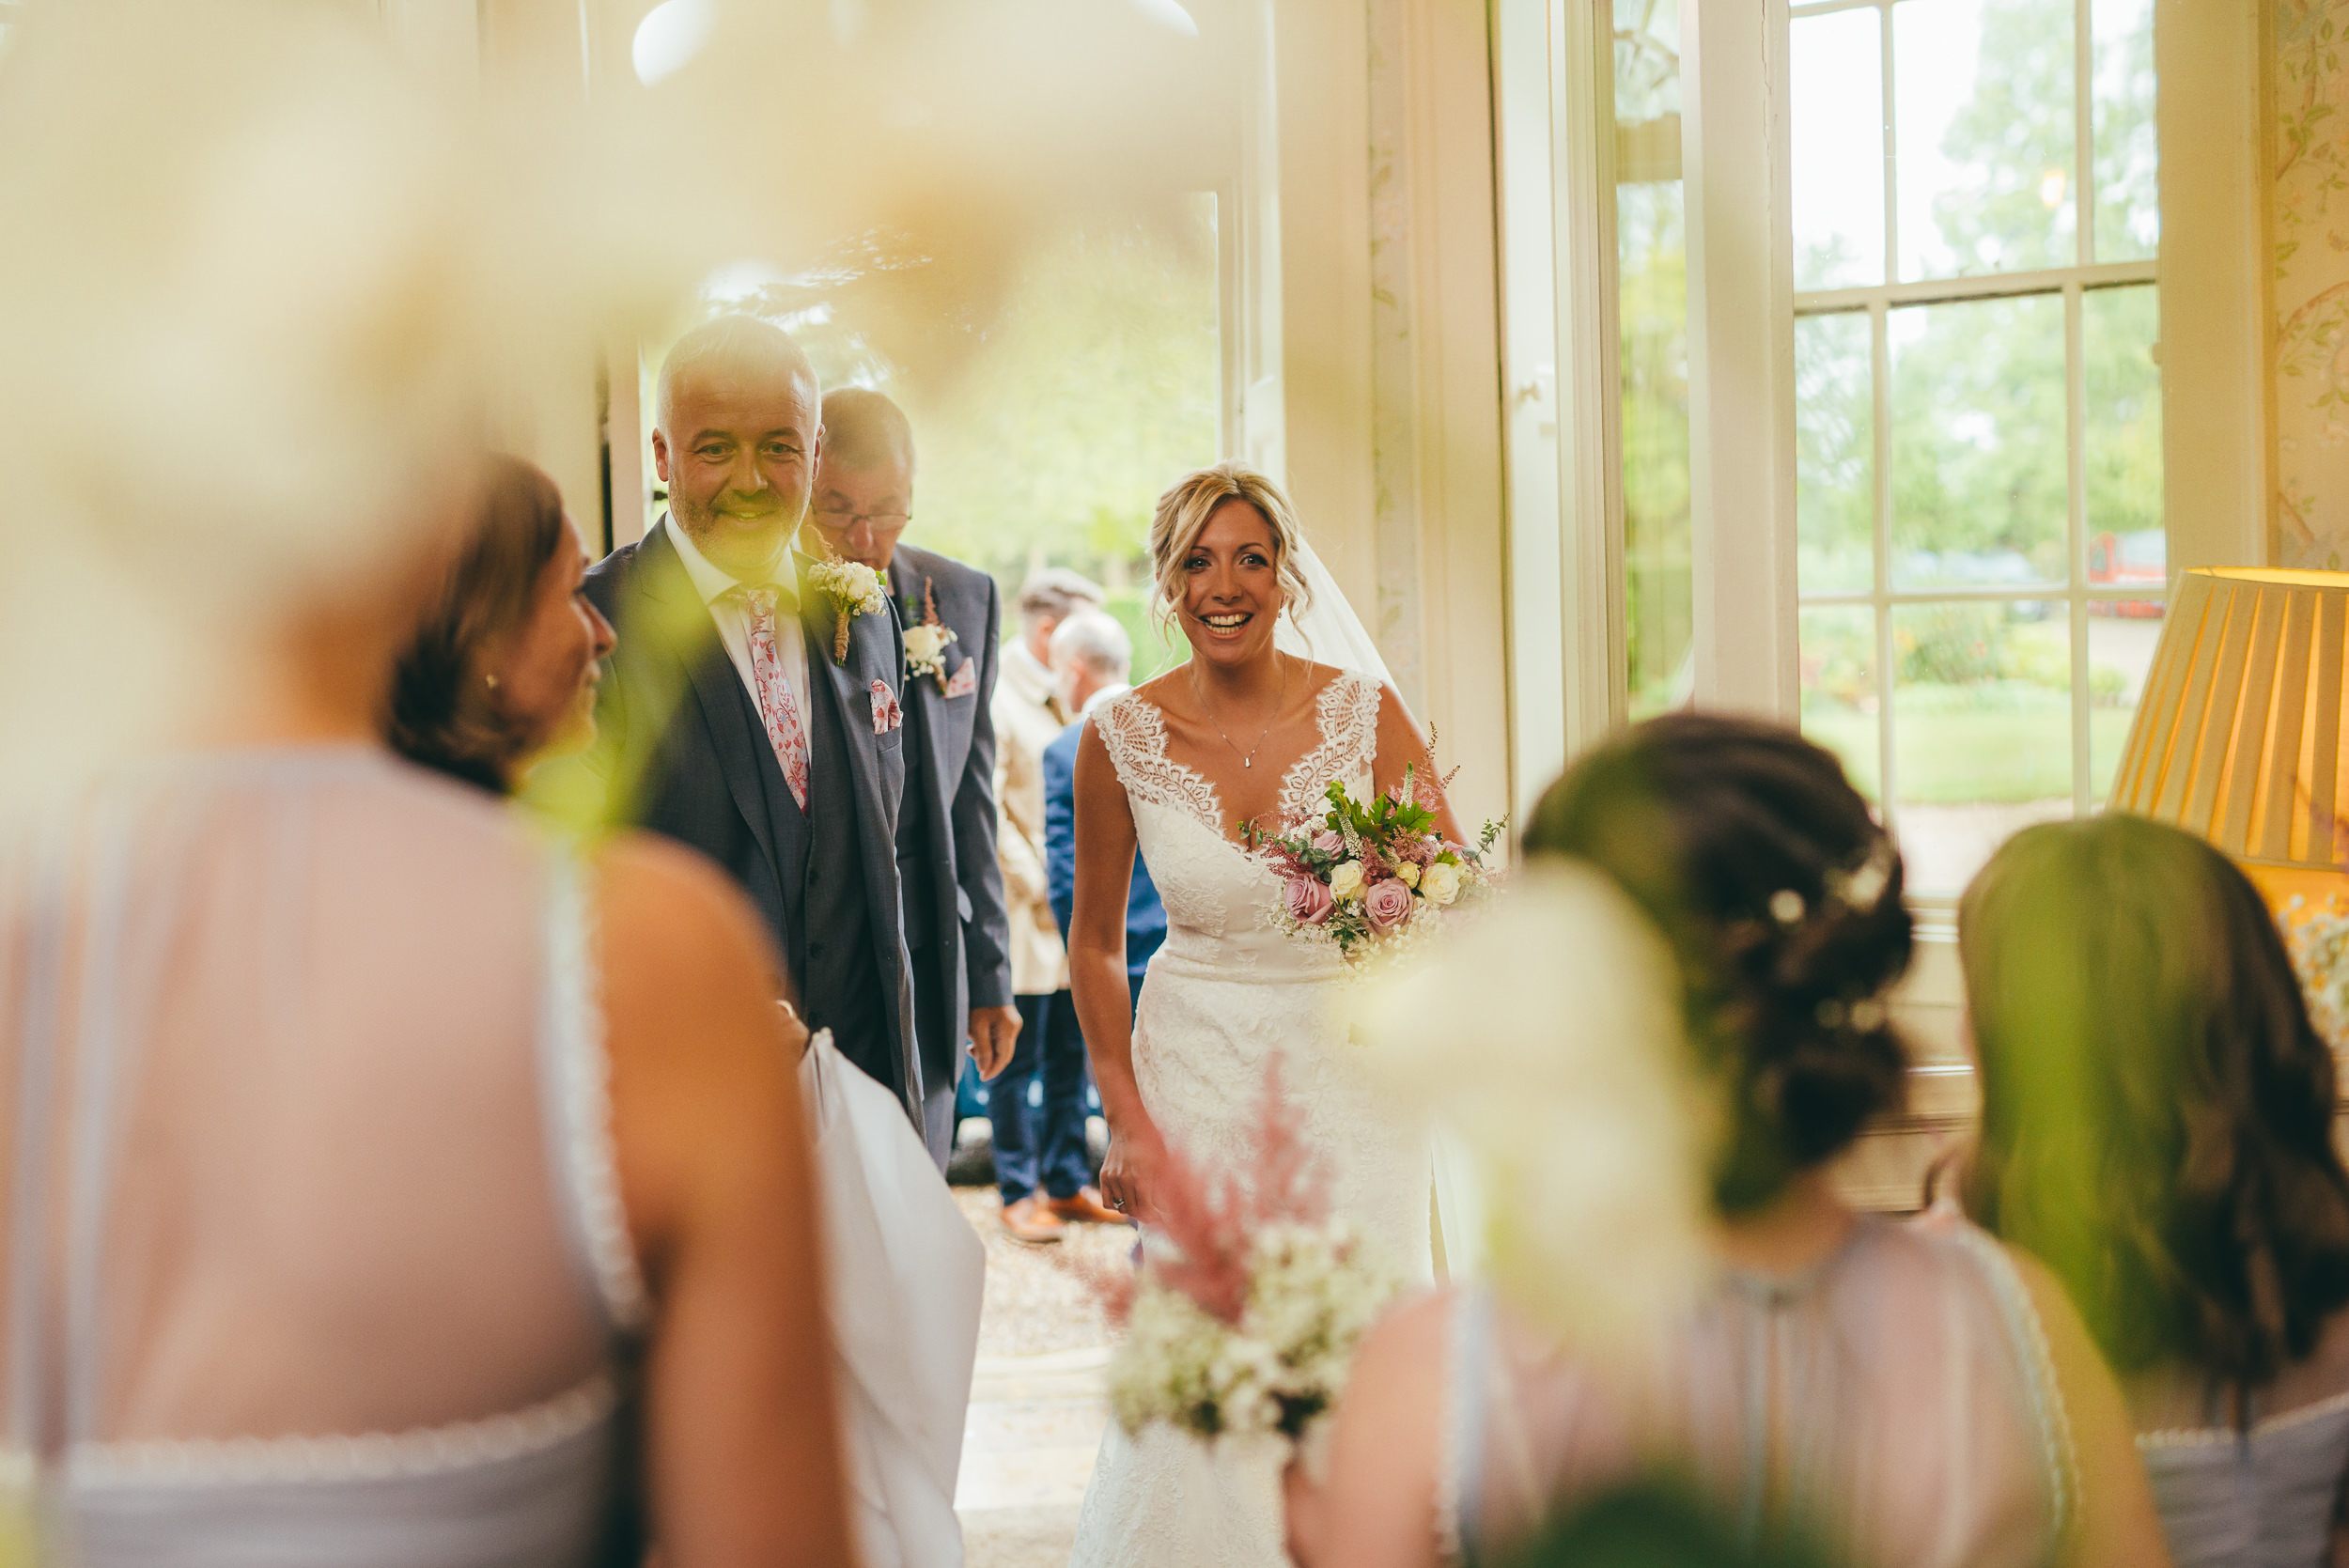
[889,542,1014,1085]
[577,518,921,1121]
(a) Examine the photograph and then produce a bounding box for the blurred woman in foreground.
[0,4,853,1563]
[388,454,615,793]
[1963,815,2349,1567]
[1286,715,2166,1568]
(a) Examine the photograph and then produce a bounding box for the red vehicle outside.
[2089,530,2166,617]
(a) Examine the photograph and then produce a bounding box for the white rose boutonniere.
[808,558,887,664]
[904,621,956,680]
[900,578,960,687]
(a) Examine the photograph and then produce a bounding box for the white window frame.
[1788,0,2160,825]
[1501,0,2266,808]
[1496,0,1809,802]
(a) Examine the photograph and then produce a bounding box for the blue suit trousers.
[991,975,1142,1203]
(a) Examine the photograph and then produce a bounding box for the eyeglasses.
[812,507,911,531]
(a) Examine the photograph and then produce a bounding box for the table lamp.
[2108,567,2349,908]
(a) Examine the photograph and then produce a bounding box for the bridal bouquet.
[1259,765,1501,975]
[1091,1064,1400,1450]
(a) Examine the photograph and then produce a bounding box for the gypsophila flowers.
[807,557,887,663]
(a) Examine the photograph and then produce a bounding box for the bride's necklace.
[1194,653,1289,770]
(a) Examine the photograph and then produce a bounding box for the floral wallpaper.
[2277,0,2349,566]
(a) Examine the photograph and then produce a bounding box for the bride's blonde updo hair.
[1147,461,1315,633]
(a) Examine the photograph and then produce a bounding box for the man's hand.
[966,1004,1021,1080]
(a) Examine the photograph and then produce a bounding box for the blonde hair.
[1147,461,1314,633]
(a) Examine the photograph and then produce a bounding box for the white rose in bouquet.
[1328,861,1364,901]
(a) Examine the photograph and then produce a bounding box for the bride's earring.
[485,672,499,691]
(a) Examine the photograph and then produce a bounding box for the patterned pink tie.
[729,585,812,812]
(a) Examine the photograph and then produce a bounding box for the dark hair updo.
[1522,713,1913,1213]
[386,455,568,794]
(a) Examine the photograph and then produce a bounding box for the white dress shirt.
[665,516,812,727]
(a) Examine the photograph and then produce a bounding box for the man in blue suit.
[1008,609,1164,1231]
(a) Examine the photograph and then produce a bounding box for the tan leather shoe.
[1000,1194,1066,1244]
[1048,1187,1131,1226]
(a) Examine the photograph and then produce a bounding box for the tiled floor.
[950,1186,1124,1568]
[958,1347,1109,1568]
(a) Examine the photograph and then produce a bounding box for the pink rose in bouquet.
[1362,877,1415,931]
[1259,764,1503,975]
[1283,873,1336,926]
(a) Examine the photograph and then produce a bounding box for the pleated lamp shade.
[2108,567,2349,903]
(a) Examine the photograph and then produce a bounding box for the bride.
[1064,461,1466,1566]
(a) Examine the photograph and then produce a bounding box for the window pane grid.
[1796,258,2154,314]
[1790,0,2160,893]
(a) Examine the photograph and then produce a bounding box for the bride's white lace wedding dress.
[1066,669,1433,1568]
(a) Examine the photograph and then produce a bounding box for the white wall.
[1267,0,1511,832]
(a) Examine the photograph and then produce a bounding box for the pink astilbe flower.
[1079,1252,1142,1328]
[1079,1059,1332,1327]
[1260,838,1312,879]
[1393,832,1441,868]
[1144,1138,1253,1324]
[1243,1056,1331,1228]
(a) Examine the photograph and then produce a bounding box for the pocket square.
[941,659,978,700]
[869,678,904,735]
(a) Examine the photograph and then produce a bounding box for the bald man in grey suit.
[577,318,920,1121]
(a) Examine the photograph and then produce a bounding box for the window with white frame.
[1614,1,1694,721]
[1788,0,2161,895]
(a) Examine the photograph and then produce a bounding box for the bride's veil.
[1268,536,1488,1280]
[1272,536,1394,686]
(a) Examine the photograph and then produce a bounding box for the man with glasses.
[811,387,1018,1172]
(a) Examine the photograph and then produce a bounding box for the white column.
[605,334,648,549]
[1494,0,1567,813]
[1235,0,1286,483]
[1270,0,1377,629]
[1682,0,1798,722]
[1542,0,1626,769]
